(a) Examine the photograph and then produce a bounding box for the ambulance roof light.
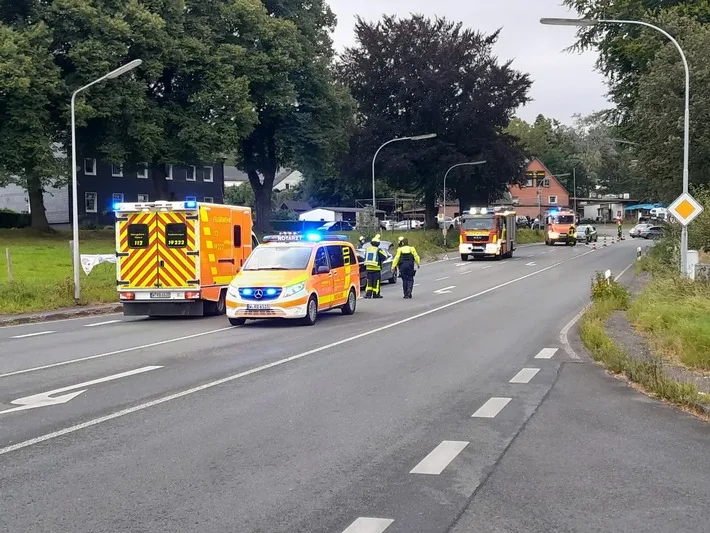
[113,202,123,211]
[185,200,197,208]
[262,232,349,243]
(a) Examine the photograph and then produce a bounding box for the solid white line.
[10,331,55,338]
[341,517,394,533]
[472,397,511,418]
[0,327,233,379]
[84,320,122,327]
[534,348,558,359]
[509,368,540,384]
[410,440,469,475]
[435,276,449,281]
[36,366,162,396]
[0,248,596,454]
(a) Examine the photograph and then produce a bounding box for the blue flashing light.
[112,202,122,211]
[242,288,253,295]
[305,232,321,241]
[265,288,277,296]
[185,200,197,208]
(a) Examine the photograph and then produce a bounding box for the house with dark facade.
[71,158,225,225]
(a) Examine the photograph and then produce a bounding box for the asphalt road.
[1,237,707,532]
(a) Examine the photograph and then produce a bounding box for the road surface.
[1,238,708,532]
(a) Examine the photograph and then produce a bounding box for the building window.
[204,196,214,203]
[203,166,213,182]
[137,163,148,179]
[525,178,533,187]
[542,178,550,187]
[165,164,173,180]
[111,163,123,177]
[187,166,197,181]
[112,193,124,204]
[137,194,149,202]
[85,192,97,213]
[549,196,558,204]
[285,183,290,190]
[84,158,96,175]
[186,196,196,202]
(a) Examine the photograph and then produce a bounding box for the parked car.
[316,221,354,232]
[393,219,424,230]
[516,216,530,229]
[438,216,456,230]
[640,225,663,239]
[575,224,598,242]
[629,223,653,238]
[356,240,398,287]
[380,219,396,231]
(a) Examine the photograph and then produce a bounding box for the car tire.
[301,295,318,326]
[229,317,246,326]
[341,288,357,315]
[204,289,227,316]
[460,254,469,261]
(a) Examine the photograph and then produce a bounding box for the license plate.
[150,292,170,299]
[247,304,271,310]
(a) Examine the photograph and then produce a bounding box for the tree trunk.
[424,190,437,229]
[248,170,275,233]
[151,164,169,200]
[26,174,50,230]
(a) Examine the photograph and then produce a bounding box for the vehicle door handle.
[218,258,235,264]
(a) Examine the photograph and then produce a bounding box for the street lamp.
[541,16,690,274]
[371,133,437,226]
[71,59,142,301]
[442,161,487,237]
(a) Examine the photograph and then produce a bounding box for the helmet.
[397,236,404,243]
[359,235,366,242]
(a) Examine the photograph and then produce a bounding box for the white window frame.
[110,163,123,177]
[137,193,149,202]
[525,178,533,187]
[549,195,558,204]
[204,196,214,203]
[542,178,550,187]
[85,192,98,213]
[84,158,96,176]
[187,166,197,181]
[112,192,124,203]
[137,163,149,179]
[165,164,173,180]
[203,166,213,182]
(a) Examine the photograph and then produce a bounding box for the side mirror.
[317,265,330,274]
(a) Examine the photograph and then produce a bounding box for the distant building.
[507,158,570,218]
[224,167,303,191]
[279,200,312,215]
[299,207,384,225]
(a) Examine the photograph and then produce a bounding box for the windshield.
[549,215,575,224]
[242,246,312,271]
[461,216,494,230]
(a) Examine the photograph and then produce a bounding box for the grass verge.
[516,228,545,244]
[579,273,705,412]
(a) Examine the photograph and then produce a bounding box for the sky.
[326,0,612,125]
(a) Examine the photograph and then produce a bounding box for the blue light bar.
[112,202,122,211]
[185,200,197,208]
[305,232,321,241]
[263,233,350,243]
[265,288,277,296]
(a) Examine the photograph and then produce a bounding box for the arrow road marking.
[433,286,455,294]
[0,366,162,415]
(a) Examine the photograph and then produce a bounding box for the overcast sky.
[327,0,611,124]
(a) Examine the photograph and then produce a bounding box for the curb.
[0,303,122,327]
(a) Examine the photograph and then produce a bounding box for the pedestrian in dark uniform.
[392,238,421,298]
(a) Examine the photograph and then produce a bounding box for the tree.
[0,21,63,229]
[224,183,254,208]
[236,0,355,232]
[339,15,531,226]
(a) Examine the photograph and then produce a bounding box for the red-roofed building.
[508,158,570,219]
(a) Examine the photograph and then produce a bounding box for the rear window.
[127,224,149,248]
[165,223,187,248]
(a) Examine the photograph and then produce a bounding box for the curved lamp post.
[442,161,487,237]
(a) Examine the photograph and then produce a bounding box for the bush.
[0,210,31,229]
[590,271,630,308]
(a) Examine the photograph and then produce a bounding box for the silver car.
[575,224,598,242]
[630,223,653,238]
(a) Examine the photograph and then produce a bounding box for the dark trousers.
[400,267,414,297]
[365,270,381,298]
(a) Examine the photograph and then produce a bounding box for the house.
[507,158,570,218]
[299,207,384,225]
[280,200,312,215]
[223,167,303,191]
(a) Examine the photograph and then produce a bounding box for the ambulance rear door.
[116,211,160,290]
[155,209,199,292]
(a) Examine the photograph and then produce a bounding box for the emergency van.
[225,232,360,326]
[114,200,258,316]
[544,209,577,246]
[458,206,516,260]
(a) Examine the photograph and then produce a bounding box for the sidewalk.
[0,303,122,327]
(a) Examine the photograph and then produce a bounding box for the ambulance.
[458,206,517,260]
[544,208,577,246]
[114,200,258,316]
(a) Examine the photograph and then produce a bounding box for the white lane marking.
[0,366,162,415]
[341,517,394,533]
[84,319,121,327]
[509,368,540,384]
[460,270,472,274]
[435,276,449,281]
[0,249,596,454]
[410,440,469,475]
[560,261,635,360]
[472,397,511,418]
[414,283,420,287]
[526,262,536,266]
[481,265,491,269]
[538,252,546,255]
[0,327,233,379]
[0,312,122,330]
[454,262,467,266]
[534,348,558,359]
[10,331,55,338]
[433,286,455,294]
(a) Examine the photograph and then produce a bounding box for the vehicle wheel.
[205,290,227,316]
[341,288,357,315]
[504,249,513,258]
[229,317,246,326]
[460,254,469,261]
[545,240,550,246]
[301,295,318,326]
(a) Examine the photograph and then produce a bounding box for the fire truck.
[544,208,577,246]
[459,206,517,261]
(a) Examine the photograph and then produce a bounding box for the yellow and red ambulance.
[114,200,257,316]
[225,232,360,326]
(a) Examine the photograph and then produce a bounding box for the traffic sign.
[668,192,703,226]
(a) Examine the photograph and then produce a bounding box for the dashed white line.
[414,283,420,287]
[433,286,455,294]
[481,265,491,269]
[84,319,122,327]
[509,368,540,384]
[341,517,394,533]
[526,262,536,266]
[472,397,511,418]
[10,331,55,339]
[460,270,472,274]
[410,440,469,475]
[435,276,449,281]
[534,348,558,359]
[454,262,467,266]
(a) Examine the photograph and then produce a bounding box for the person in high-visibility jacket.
[392,237,420,298]
[397,236,404,247]
[363,234,388,299]
[567,225,576,245]
[358,235,367,247]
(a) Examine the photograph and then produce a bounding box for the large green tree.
[339,15,531,226]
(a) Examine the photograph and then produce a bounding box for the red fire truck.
[458,206,517,260]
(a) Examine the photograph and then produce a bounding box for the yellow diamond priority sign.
[668,192,703,226]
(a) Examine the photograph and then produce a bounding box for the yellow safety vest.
[364,246,381,270]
